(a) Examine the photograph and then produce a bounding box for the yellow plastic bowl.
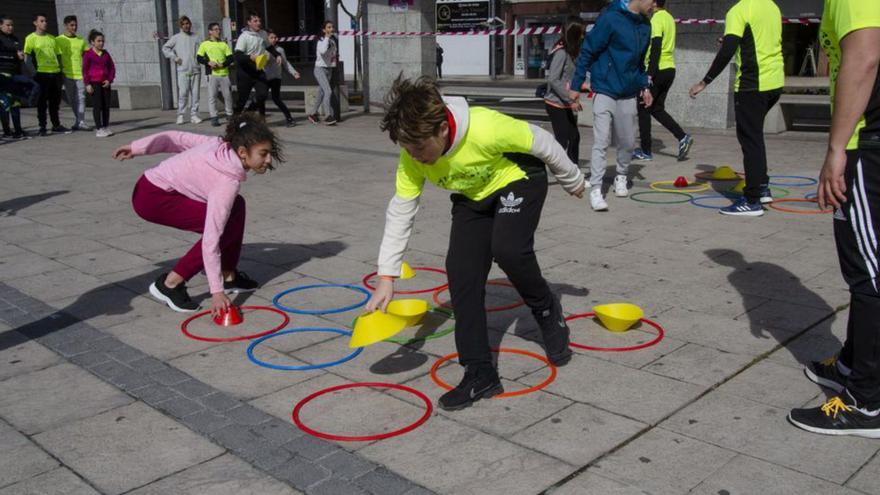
[254,53,269,71]
[731,178,746,193]
[350,311,407,348]
[712,165,739,180]
[593,303,644,332]
[386,299,429,327]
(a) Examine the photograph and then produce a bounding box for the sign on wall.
[436,0,490,32]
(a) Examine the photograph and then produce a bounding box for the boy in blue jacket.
[570,0,654,212]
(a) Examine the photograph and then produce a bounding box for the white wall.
[338,0,357,77]
[437,35,488,76]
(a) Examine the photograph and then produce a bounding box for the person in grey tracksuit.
[163,16,201,123]
[544,16,586,165]
[307,21,338,125]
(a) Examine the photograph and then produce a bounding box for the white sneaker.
[103,127,114,136]
[590,188,608,211]
[191,115,203,124]
[614,175,629,198]
[176,115,185,125]
[95,128,108,138]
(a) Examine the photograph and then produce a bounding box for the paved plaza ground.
[0,107,878,495]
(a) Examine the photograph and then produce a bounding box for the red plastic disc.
[362,266,448,295]
[180,305,289,343]
[430,347,556,398]
[292,382,433,441]
[431,280,526,313]
[565,312,665,352]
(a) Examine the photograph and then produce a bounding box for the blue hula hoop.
[767,175,818,187]
[273,284,371,315]
[247,327,363,370]
[804,191,818,200]
[689,193,737,210]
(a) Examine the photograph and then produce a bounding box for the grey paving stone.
[5,268,107,302]
[309,477,370,495]
[148,367,192,386]
[0,362,133,434]
[642,343,755,387]
[239,444,296,472]
[0,467,99,495]
[690,455,866,495]
[0,336,62,381]
[67,350,112,368]
[104,344,149,363]
[34,402,224,495]
[589,428,738,495]
[129,383,181,406]
[127,356,171,374]
[282,434,340,461]
[715,360,829,409]
[0,422,59,488]
[847,451,880,495]
[225,404,273,426]
[170,378,216,399]
[89,359,153,390]
[200,391,243,412]
[270,457,332,491]
[0,251,67,280]
[251,417,306,446]
[126,454,302,495]
[354,467,416,495]
[550,471,651,495]
[209,424,265,451]
[180,409,234,434]
[155,396,205,418]
[317,450,379,481]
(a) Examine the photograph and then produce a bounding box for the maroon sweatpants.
[131,175,245,283]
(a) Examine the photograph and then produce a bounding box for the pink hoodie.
[132,131,247,294]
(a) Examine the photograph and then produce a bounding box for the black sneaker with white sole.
[223,271,259,294]
[438,365,504,411]
[149,273,200,313]
[533,296,573,366]
[804,356,848,393]
[788,391,880,439]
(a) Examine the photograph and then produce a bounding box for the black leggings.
[235,69,268,116]
[545,104,580,164]
[91,85,111,128]
[267,78,292,120]
[835,147,880,409]
[34,72,62,129]
[446,174,554,368]
[735,89,782,202]
[638,68,686,153]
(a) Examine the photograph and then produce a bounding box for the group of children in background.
[0,13,115,138]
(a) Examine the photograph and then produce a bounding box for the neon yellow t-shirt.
[56,34,88,79]
[645,9,676,71]
[197,40,233,77]
[820,0,880,150]
[24,33,61,74]
[724,0,784,92]
[395,107,533,201]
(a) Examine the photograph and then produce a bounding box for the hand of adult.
[86,84,94,95]
[818,147,848,210]
[112,145,134,161]
[642,89,654,108]
[689,81,706,99]
[211,292,232,319]
[365,278,394,313]
[571,180,586,199]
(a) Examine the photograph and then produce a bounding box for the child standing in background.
[82,30,115,137]
[56,15,90,131]
[265,29,300,127]
[197,22,233,127]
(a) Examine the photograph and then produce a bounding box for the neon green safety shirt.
[197,40,233,77]
[724,0,784,92]
[395,107,534,202]
[56,34,87,79]
[24,33,61,74]
[820,0,880,150]
[646,8,676,71]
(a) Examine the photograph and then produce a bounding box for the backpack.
[535,47,567,98]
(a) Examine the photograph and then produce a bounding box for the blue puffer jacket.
[571,1,651,100]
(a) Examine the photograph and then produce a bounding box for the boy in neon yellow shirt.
[788,0,880,439]
[56,15,89,130]
[24,13,69,135]
[197,23,233,127]
[366,76,586,411]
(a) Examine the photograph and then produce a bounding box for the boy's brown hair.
[380,74,447,145]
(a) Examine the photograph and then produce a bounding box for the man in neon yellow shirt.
[56,15,89,131]
[788,0,880,439]
[23,13,69,135]
[197,23,233,127]
[366,76,586,411]
[690,0,783,216]
[635,0,693,162]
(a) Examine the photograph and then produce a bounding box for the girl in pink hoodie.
[113,113,284,315]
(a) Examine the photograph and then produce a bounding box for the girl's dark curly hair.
[223,113,285,168]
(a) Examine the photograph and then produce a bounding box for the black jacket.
[0,32,23,75]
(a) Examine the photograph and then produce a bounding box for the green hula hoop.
[630,191,694,204]
[725,186,791,199]
[351,307,455,345]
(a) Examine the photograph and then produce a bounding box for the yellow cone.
[254,53,269,71]
[400,261,416,280]
[712,165,738,180]
[592,303,644,332]
[350,311,407,348]
[387,299,429,327]
[731,179,746,194]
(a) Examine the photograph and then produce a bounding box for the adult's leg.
[545,103,571,153]
[836,148,880,409]
[92,86,104,128]
[446,195,495,368]
[637,95,653,153]
[251,74,269,116]
[268,78,292,120]
[590,94,615,188]
[735,90,780,202]
[63,76,84,126]
[207,75,219,118]
[190,73,201,118]
[612,96,637,178]
[10,106,22,133]
[219,76,233,117]
[34,73,49,130]
[650,69,686,141]
[48,74,62,128]
[0,107,10,134]
[176,72,190,117]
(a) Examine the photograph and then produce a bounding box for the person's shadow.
[0,191,69,216]
[0,241,347,352]
[705,249,840,366]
